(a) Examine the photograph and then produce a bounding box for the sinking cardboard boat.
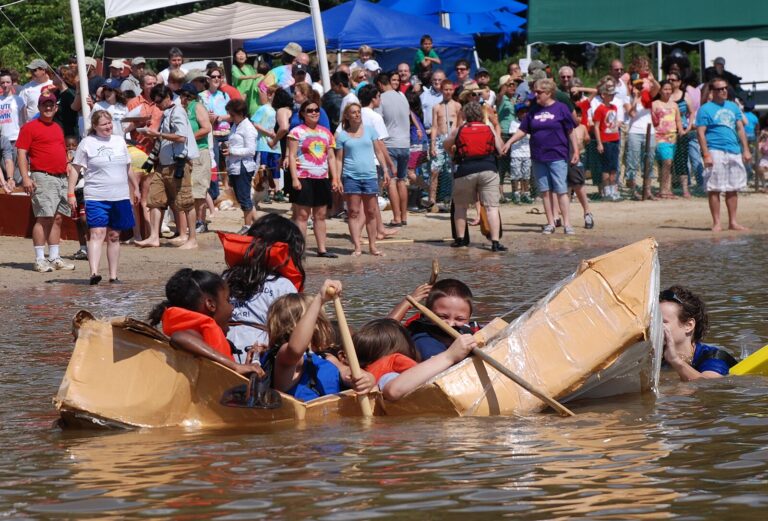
[54,238,661,429]
[384,237,662,416]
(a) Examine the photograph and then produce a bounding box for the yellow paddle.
[406,296,575,417]
[327,287,373,417]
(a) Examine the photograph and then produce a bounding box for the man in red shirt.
[17,93,77,272]
[592,84,622,201]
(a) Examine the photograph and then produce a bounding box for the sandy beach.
[1,191,766,289]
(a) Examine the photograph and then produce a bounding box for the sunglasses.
[659,289,684,306]
[209,74,222,79]
[534,90,547,95]
[560,75,572,79]
[456,67,468,71]
[613,68,624,72]
[712,86,728,92]
[304,107,320,114]
[468,91,479,97]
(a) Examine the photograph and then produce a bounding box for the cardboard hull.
[54,238,661,429]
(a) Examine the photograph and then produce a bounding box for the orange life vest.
[161,306,234,361]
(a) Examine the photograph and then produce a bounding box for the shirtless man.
[428,80,461,206]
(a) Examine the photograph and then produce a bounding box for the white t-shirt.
[627,98,653,135]
[20,79,53,120]
[94,101,129,137]
[362,107,388,166]
[0,93,25,140]
[339,91,360,119]
[73,134,131,201]
[227,276,298,363]
[507,120,530,159]
[420,87,443,129]
[158,66,189,85]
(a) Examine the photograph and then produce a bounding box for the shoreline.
[1,192,766,289]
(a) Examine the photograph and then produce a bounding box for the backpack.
[453,122,495,164]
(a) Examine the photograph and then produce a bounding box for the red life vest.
[454,122,496,164]
[161,307,234,361]
[365,353,418,382]
[217,232,304,291]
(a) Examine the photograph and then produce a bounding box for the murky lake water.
[1,237,767,519]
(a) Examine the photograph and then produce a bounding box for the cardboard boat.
[54,238,662,429]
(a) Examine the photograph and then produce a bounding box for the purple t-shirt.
[519,101,575,162]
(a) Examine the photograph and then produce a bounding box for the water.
[1,236,767,519]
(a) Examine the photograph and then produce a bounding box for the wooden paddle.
[429,258,440,285]
[327,287,373,417]
[405,296,575,417]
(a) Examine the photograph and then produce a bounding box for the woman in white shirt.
[94,84,128,137]
[69,110,139,285]
[224,98,258,233]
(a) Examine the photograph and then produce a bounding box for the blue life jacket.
[692,342,738,376]
[287,352,342,401]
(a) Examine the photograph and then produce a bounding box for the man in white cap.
[106,59,126,89]
[20,59,53,121]
[259,42,302,94]
[120,57,146,98]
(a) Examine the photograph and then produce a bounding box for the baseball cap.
[498,74,511,88]
[600,84,617,95]
[37,92,57,106]
[475,67,490,77]
[109,59,126,69]
[175,83,198,98]
[132,57,146,66]
[27,58,49,70]
[714,57,725,65]
[528,59,547,73]
[363,60,381,72]
[283,42,302,57]
[83,57,97,68]
[293,63,308,75]
[526,69,547,82]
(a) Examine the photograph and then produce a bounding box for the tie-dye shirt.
[288,124,335,179]
[259,65,294,94]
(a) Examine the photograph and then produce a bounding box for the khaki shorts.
[190,151,212,200]
[452,170,500,207]
[30,171,70,218]
[147,161,194,212]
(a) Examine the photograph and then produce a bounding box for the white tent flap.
[104,0,201,19]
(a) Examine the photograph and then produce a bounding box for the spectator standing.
[251,86,282,200]
[414,35,441,81]
[177,83,212,234]
[158,47,188,85]
[70,110,137,284]
[231,48,261,117]
[331,71,359,122]
[696,77,751,231]
[120,57,145,98]
[0,69,26,182]
[453,59,471,96]
[419,69,445,131]
[474,68,495,106]
[224,98,258,232]
[376,72,411,226]
[653,80,684,199]
[105,60,125,89]
[609,60,629,104]
[496,74,516,202]
[259,42,302,93]
[429,79,461,207]
[593,83,623,201]
[20,59,53,121]
[507,102,532,205]
[669,72,694,197]
[350,45,374,73]
[16,92,76,272]
[624,73,660,198]
[703,57,741,92]
[1,134,15,192]
[397,63,412,93]
[94,84,128,137]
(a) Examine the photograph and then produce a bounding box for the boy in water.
[428,80,461,207]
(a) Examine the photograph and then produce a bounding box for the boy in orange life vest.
[148,268,264,377]
[444,101,507,251]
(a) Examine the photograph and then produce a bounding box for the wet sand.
[1,191,766,288]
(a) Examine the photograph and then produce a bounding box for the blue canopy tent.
[244,0,475,78]
[378,0,527,35]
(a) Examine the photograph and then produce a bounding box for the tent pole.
[309,0,331,92]
[526,44,532,61]
[440,12,450,30]
[70,0,91,133]
[656,41,663,79]
[473,48,480,69]
[337,51,341,66]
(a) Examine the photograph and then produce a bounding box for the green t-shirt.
[186,99,209,150]
[231,64,261,117]
[498,95,515,135]
[414,48,440,74]
[555,89,575,111]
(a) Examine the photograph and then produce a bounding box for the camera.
[173,155,187,179]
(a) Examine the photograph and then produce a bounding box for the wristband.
[67,193,76,197]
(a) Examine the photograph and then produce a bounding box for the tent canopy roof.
[104,2,308,58]
[528,0,768,45]
[244,0,473,54]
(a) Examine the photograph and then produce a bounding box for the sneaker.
[564,226,576,235]
[520,193,533,204]
[237,225,250,235]
[34,258,53,273]
[584,213,595,229]
[542,224,555,235]
[450,236,469,248]
[72,249,88,261]
[612,193,623,202]
[512,192,522,204]
[161,223,172,236]
[50,257,75,271]
[491,241,508,252]
[195,221,209,234]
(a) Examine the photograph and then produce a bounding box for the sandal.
[317,251,338,258]
[89,274,102,286]
[385,221,403,228]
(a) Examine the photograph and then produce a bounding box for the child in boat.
[355,318,476,401]
[261,279,374,401]
[148,268,264,377]
[389,279,478,360]
[224,214,306,364]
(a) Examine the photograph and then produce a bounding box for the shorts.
[85,199,135,230]
[290,177,333,208]
[342,176,379,195]
[408,149,428,169]
[429,135,452,174]
[567,164,586,186]
[704,149,747,192]
[30,172,69,218]
[532,160,568,194]
[509,157,531,181]
[190,152,212,199]
[128,145,149,175]
[230,167,255,211]
[258,151,281,179]
[599,140,620,173]
[387,147,409,180]
[656,142,676,162]
[147,161,194,212]
[453,170,500,207]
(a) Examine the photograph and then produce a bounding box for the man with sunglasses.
[609,60,629,104]
[20,59,53,121]
[660,286,736,380]
[695,77,751,231]
[453,59,471,98]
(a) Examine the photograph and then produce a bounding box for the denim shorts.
[231,168,255,211]
[342,176,379,195]
[532,160,568,194]
[387,147,410,180]
[85,199,135,230]
[599,140,620,173]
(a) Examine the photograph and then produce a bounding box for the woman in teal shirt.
[231,48,262,117]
